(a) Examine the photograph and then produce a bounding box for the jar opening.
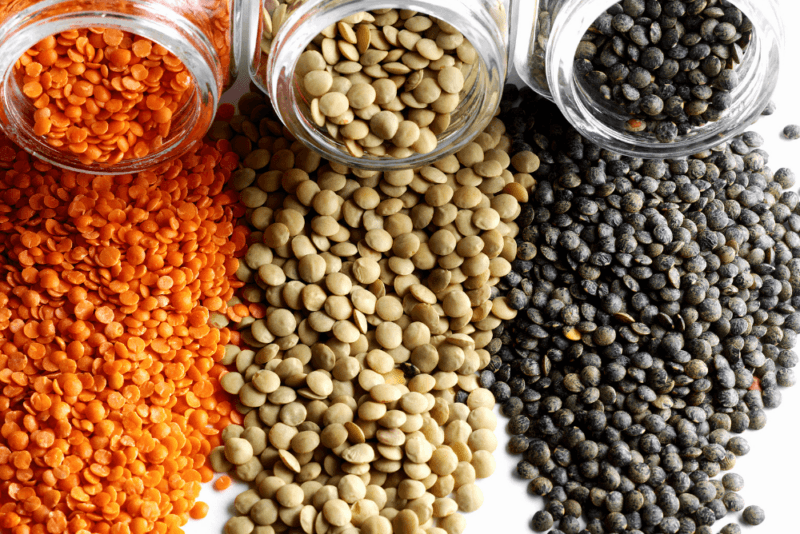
[532,0,784,158]
[571,9,760,152]
[571,31,759,139]
[0,3,220,174]
[285,17,484,166]
[265,1,507,170]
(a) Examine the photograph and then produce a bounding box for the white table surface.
[196,2,800,532]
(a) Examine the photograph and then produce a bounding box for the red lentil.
[213,475,232,491]
[0,131,246,532]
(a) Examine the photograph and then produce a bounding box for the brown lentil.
[211,88,536,534]
[296,9,477,159]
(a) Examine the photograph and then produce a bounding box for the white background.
[194,1,800,532]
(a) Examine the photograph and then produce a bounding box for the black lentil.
[558,515,580,534]
[531,510,554,531]
[489,87,799,533]
[782,125,800,141]
[576,1,753,142]
[722,492,745,512]
[742,505,766,525]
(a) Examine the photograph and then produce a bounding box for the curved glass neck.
[260,0,509,170]
[0,0,225,174]
[512,0,784,158]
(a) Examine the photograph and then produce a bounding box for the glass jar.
[512,0,784,158]
[0,0,239,174]
[250,0,509,170]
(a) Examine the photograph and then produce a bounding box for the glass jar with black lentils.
[511,0,784,157]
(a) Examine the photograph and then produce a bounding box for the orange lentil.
[0,129,245,532]
[749,376,761,391]
[16,28,195,166]
[213,475,231,491]
[189,501,208,520]
[197,465,214,484]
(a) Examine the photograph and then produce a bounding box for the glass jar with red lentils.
[0,0,240,173]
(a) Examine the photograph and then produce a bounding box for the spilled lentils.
[207,90,535,534]
[578,0,752,142]
[485,87,799,533]
[296,9,477,159]
[0,130,246,532]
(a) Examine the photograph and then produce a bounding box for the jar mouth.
[546,0,784,158]
[0,2,221,174]
[264,1,507,170]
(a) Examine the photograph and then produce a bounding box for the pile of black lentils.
[484,83,798,534]
[576,0,752,142]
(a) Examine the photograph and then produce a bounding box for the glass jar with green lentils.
[249,0,510,170]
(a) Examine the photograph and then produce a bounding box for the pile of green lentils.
[208,86,533,534]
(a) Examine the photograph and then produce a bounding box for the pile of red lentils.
[0,127,248,533]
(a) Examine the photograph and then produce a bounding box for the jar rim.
[264,0,508,170]
[543,0,785,158]
[0,0,222,174]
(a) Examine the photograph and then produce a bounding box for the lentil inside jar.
[0,0,234,172]
[573,0,754,143]
[15,28,195,166]
[290,9,479,160]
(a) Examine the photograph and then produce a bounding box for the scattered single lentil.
[742,505,765,525]
[215,475,234,491]
[782,124,800,141]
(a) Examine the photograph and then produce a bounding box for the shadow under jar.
[252,0,509,170]
[512,0,784,158]
[0,0,240,174]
